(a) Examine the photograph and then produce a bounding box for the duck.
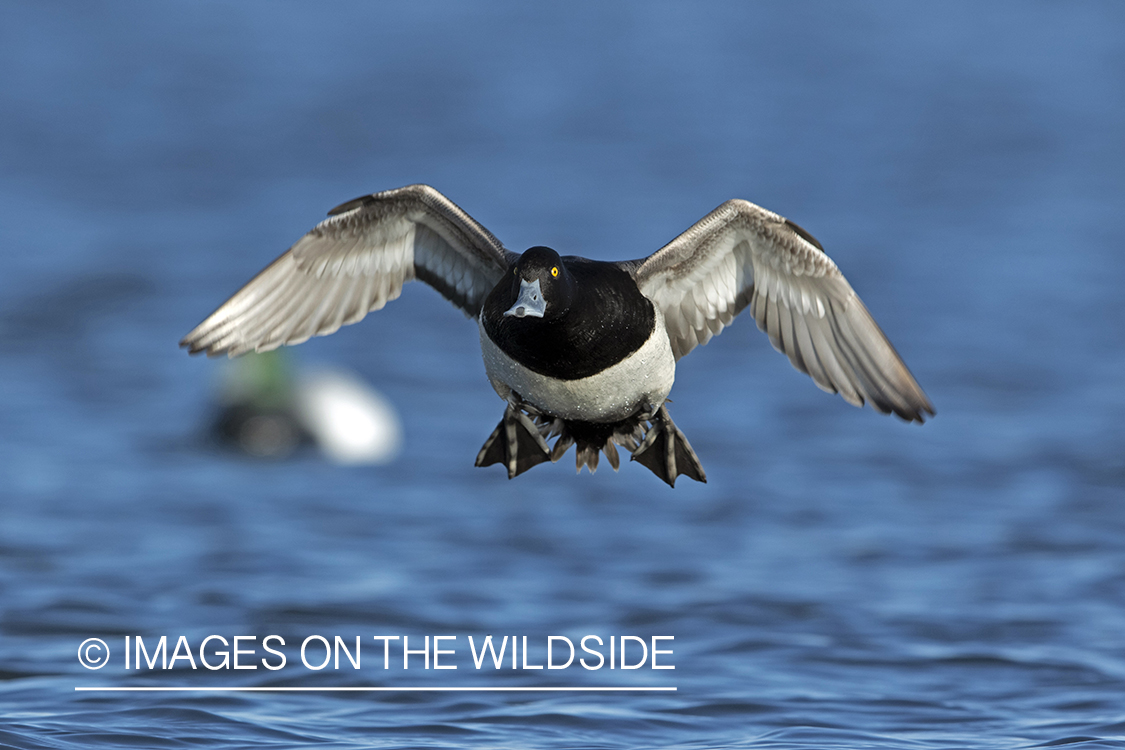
[182,184,934,486]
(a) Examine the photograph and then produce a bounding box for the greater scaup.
[182,184,934,486]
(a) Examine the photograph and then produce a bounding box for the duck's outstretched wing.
[625,199,934,422]
[182,184,516,357]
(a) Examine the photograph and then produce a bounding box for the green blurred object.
[212,351,304,459]
[218,349,295,412]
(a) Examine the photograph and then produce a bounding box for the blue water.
[2,2,1124,748]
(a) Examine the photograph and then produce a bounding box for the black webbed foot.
[475,401,552,479]
[631,405,707,487]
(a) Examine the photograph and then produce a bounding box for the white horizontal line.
[75,686,676,692]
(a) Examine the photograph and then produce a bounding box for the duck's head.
[503,246,574,320]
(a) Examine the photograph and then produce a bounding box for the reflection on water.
[1,2,1124,748]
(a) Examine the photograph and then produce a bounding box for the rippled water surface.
[2,3,1124,748]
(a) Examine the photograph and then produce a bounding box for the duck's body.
[183,184,934,485]
[478,254,674,423]
[478,304,674,423]
[474,251,688,481]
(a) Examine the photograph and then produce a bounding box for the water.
[1,2,1124,748]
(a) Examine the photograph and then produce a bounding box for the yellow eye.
[551,266,559,277]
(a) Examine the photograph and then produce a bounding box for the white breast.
[478,308,676,423]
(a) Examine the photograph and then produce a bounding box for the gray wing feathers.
[633,199,934,422]
[181,184,509,357]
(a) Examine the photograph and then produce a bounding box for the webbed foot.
[631,404,707,487]
[475,400,552,479]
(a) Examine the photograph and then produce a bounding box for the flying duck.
[182,184,934,486]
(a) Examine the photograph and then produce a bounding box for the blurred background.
[1,2,1123,748]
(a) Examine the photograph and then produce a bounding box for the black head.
[502,246,574,320]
